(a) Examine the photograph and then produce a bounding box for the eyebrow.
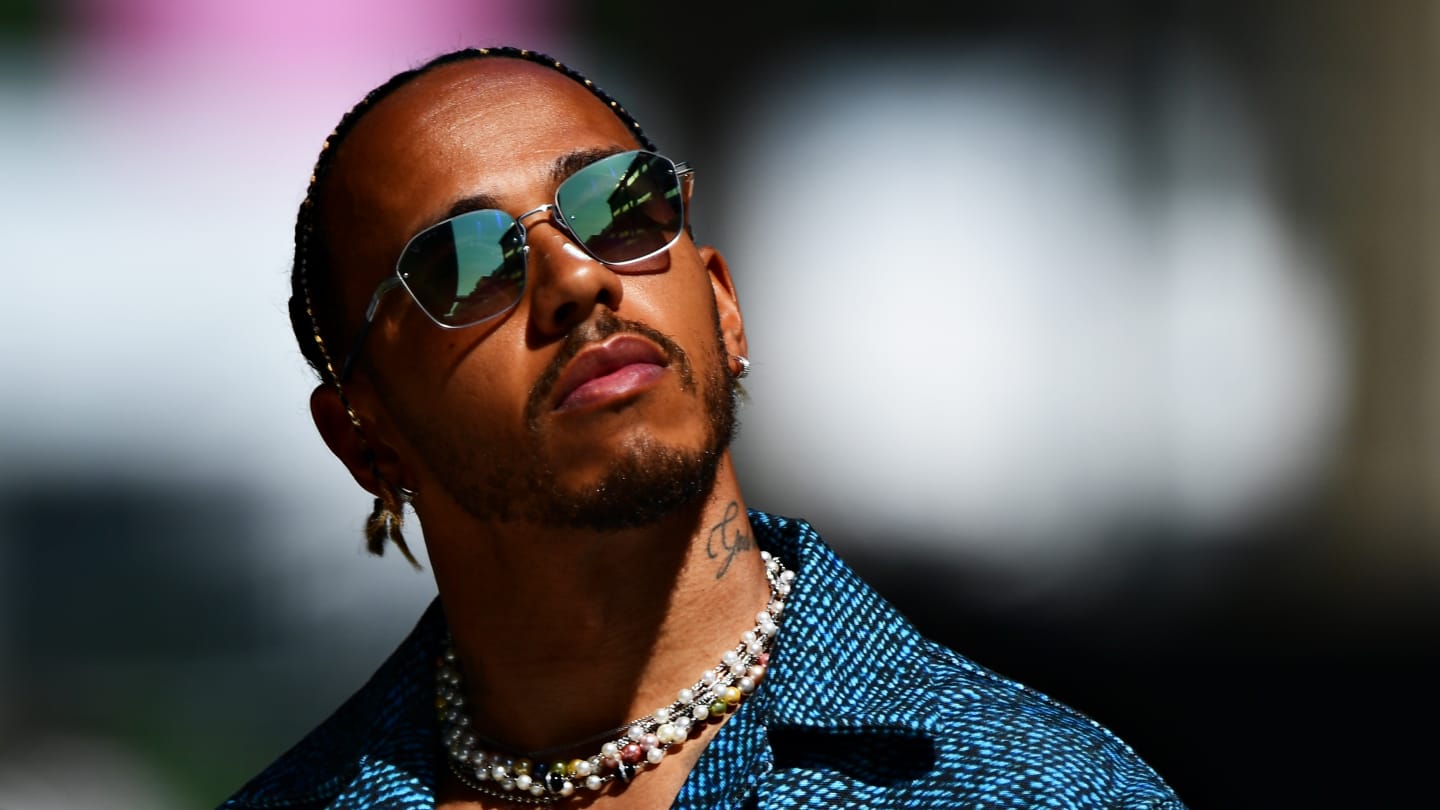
[439,146,630,223]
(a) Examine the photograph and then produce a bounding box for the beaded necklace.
[436,551,793,805]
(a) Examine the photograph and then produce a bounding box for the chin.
[542,434,723,532]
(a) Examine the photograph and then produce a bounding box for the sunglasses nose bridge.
[514,202,594,264]
[515,202,557,225]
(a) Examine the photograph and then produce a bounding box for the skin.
[308,59,769,808]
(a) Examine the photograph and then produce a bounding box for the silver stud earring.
[733,355,751,380]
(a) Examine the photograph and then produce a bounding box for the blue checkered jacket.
[221,511,1185,809]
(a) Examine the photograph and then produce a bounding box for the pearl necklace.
[437,551,793,805]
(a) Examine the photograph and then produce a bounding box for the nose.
[521,209,624,339]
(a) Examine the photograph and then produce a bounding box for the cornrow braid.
[288,46,659,562]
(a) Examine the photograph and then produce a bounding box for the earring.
[365,483,420,568]
[732,355,751,380]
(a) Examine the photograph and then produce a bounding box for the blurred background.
[1,0,1436,806]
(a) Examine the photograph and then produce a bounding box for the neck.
[420,455,769,756]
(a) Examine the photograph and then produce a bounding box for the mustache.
[524,311,695,430]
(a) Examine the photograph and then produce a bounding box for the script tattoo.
[705,501,753,580]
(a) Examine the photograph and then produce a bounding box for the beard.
[383,311,738,532]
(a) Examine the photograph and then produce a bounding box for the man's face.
[319,58,741,530]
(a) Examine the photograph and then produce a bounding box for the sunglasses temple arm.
[338,277,402,382]
[674,164,695,232]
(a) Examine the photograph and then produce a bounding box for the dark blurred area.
[585,2,1440,806]
[2,1,1436,807]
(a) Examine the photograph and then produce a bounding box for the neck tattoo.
[705,501,754,581]
[437,551,794,805]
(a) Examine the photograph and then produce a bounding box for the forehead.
[328,58,644,230]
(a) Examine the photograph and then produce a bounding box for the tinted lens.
[555,151,683,265]
[397,209,527,326]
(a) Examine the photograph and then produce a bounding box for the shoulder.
[749,510,1184,809]
[217,601,444,810]
[914,638,1184,808]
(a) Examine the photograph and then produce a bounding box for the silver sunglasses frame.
[338,151,693,381]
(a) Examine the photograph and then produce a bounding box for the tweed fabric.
[221,511,1184,809]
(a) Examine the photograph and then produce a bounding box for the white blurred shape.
[725,45,1343,566]
[1159,53,1344,533]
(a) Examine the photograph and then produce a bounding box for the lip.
[551,335,670,412]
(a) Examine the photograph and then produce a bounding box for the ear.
[310,381,406,497]
[699,245,748,366]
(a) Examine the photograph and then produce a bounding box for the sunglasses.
[339,150,694,380]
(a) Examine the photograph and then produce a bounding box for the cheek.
[384,326,534,433]
[678,293,729,369]
[439,356,533,427]
[625,270,723,346]
[388,304,522,386]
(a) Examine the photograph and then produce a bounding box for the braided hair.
[288,46,659,562]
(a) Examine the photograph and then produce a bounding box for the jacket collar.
[749,510,946,740]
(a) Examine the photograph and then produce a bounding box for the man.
[222,46,1185,809]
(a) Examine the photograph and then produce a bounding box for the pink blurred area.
[18,0,574,167]
[56,0,566,96]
